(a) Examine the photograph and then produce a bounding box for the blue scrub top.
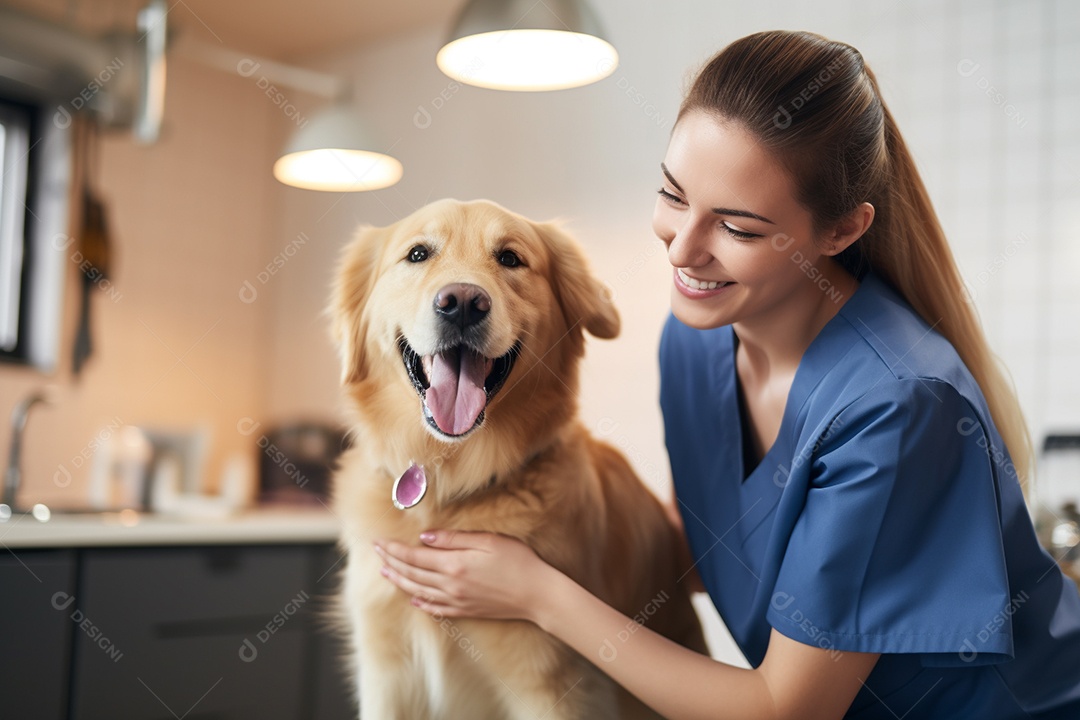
[660,273,1080,719]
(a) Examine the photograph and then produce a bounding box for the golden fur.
[331,199,706,719]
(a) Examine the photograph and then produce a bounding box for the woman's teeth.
[677,268,731,291]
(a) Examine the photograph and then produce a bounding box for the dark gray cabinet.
[0,549,78,720]
[0,543,354,720]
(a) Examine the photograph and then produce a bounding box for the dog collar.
[392,462,427,510]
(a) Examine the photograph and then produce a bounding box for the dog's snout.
[434,283,491,328]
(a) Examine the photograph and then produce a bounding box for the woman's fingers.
[377,539,451,572]
[373,531,547,622]
[375,538,475,605]
[375,543,448,588]
[379,561,452,606]
[377,550,477,617]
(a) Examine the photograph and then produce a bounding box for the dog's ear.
[534,220,620,340]
[330,225,386,385]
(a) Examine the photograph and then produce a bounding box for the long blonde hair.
[679,30,1033,490]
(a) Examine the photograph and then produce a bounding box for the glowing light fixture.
[438,0,618,91]
[273,105,403,192]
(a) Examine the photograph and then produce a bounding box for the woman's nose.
[664,217,713,268]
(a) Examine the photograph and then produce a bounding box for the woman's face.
[652,110,831,331]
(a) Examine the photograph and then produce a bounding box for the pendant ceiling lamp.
[273,105,403,192]
[437,0,618,91]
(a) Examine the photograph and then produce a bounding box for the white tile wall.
[885,0,1080,449]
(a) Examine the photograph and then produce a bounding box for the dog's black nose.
[434,283,491,328]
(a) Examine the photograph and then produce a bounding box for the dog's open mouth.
[399,337,520,438]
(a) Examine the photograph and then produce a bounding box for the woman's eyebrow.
[660,162,687,194]
[660,162,776,225]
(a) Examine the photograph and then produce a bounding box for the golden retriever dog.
[331,198,706,719]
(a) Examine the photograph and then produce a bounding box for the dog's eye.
[407,245,429,263]
[497,250,522,268]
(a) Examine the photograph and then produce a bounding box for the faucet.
[1,388,54,522]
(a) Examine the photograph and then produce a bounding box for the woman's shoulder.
[794,273,996,445]
[830,273,982,395]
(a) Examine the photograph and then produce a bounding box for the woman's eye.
[722,223,761,240]
[497,250,522,267]
[657,187,685,205]
[407,245,429,263]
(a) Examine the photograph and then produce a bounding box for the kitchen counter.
[0,506,341,548]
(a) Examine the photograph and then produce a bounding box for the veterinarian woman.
[377,30,1080,719]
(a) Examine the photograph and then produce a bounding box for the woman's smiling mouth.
[674,268,736,297]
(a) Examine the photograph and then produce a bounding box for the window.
[0,99,35,361]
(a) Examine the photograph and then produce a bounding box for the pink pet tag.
[392,463,427,510]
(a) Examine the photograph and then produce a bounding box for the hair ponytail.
[680,31,1033,490]
[860,76,1033,491]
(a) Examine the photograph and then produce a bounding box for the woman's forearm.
[377,532,872,719]
[530,568,776,720]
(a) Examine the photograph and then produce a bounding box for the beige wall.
[0,55,287,507]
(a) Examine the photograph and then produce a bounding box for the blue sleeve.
[766,379,1014,667]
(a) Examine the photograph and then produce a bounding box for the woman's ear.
[533,220,620,340]
[822,202,875,256]
[329,225,387,385]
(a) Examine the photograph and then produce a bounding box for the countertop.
[0,506,341,548]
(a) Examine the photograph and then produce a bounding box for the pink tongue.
[426,348,488,435]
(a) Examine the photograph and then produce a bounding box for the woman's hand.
[374,530,555,623]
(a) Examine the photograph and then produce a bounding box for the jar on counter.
[1034,434,1080,582]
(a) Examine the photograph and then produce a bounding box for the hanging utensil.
[72,114,113,378]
